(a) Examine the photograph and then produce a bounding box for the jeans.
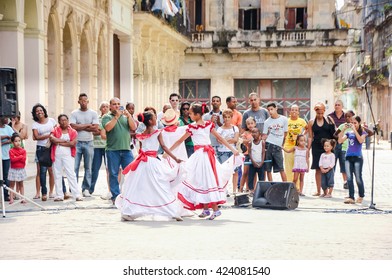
[248,164,264,190]
[106,150,134,201]
[91,147,106,194]
[74,140,94,193]
[36,146,49,195]
[334,143,346,173]
[345,156,365,199]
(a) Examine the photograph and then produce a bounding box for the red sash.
[122,150,158,175]
[194,145,219,186]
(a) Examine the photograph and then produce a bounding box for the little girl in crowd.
[8,133,27,204]
[283,134,309,196]
[170,103,240,220]
[247,128,265,194]
[319,138,336,198]
[238,116,256,193]
[216,109,239,195]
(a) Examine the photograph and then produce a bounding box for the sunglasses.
[182,107,190,111]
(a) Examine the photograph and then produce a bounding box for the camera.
[119,105,124,111]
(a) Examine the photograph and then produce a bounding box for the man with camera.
[102,97,137,204]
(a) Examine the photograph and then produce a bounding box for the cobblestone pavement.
[1,141,392,260]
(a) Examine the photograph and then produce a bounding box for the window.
[179,79,210,104]
[187,0,205,32]
[238,0,261,30]
[239,8,260,30]
[285,8,307,30]
[234,79,311,120]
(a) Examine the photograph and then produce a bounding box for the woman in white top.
[31,104,56,201]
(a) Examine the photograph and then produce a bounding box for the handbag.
[38,141,52,167]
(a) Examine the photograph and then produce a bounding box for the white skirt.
[115,156,183,220]
[8,168,27,182]
[177,148,243,210]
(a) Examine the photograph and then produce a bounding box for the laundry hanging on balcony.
[152,0,179,17]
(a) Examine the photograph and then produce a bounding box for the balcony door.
[187,0,205,32]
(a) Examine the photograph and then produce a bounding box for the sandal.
[198,210,210,218]
[41,195,47,201]
[312,192,320,196]
[208,210,222,220]
[33,195,40,199]
[54,198,63,202]
[319,194,326,197]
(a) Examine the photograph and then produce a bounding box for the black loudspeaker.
[0,68,18,117]
[252,181,299,210]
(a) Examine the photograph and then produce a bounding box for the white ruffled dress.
[115,130,182,220]
[178,121,242,210]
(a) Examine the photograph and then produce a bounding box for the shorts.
[264,142,284,173]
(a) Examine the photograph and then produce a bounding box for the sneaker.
[343,182,348,189]
[344,198,355,204]
[100,192,112,200]
[198,210,210,218]
[355,197,363,203]
[82,190,91,197]
[208,210,222,220]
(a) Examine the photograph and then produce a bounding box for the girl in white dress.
[115,111,183,221]
[170,103,240,220]
[283,134,309,196]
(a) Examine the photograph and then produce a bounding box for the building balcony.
[188,29,348,54]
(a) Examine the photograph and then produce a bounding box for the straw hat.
[161,108,178,126]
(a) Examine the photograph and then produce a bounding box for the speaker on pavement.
[252,181,299,210]
[0,68,18,117]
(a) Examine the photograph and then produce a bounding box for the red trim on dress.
[163,125,178,132]
[136,129,159,140]
[120,195,176,208]
[188,120,213,130]
[177,193,226,210]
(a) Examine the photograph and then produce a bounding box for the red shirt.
[9,147,26,169]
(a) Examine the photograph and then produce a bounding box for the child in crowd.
[170,103,240,220]
[283,134,309,196]
[247,128,265,194]
[8,133,27,204]
[339,116,367,204]
[116,111,183,222]
[238,117,256,193]
[319,138,336,198]
[216,109,239,195]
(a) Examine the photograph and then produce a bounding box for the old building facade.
[1,0,349,154]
